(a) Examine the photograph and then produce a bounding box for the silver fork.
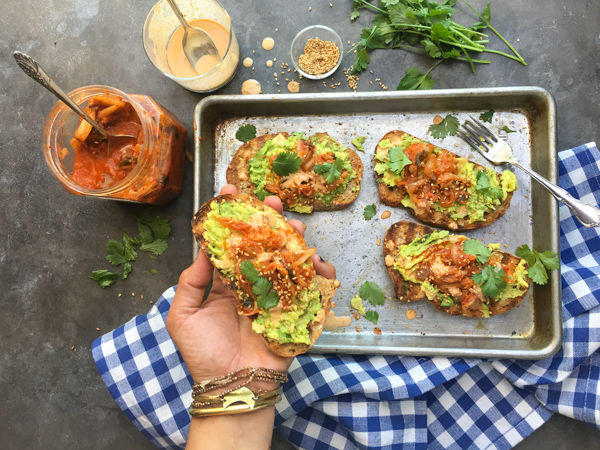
[458,116,600,228]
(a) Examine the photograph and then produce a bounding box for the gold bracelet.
[189,395,281,417]
[191,386,282,408]
[189,388,282,417]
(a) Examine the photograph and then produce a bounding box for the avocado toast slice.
[227,132,363,213]
[192,193,339,356]
[374,130,518,230]
[383,220,531,318]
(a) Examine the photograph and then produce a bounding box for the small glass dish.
[290,25,343,80]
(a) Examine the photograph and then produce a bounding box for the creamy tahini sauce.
[323,311,352,332]
[241,79,262,95]
[262,37,275,50]
[243,57,253,67]
[166,19,229,78]
[406,309,417,320]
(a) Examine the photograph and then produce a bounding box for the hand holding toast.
[166,185,336,385]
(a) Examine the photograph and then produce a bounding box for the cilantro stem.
[390,42,490,64]
[355,0,386,14]
[461,0,527,65]
[462,49,476,72]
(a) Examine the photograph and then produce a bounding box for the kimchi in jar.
[42,85,187,205]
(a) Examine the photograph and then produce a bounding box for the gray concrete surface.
[1,0,599,448]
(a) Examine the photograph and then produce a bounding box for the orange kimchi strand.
[395,145,470,208]
[217,216,317,310]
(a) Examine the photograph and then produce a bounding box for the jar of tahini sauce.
[42,85,187,205]
[143,0,239,92]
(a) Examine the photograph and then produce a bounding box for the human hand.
[166,185,336,387]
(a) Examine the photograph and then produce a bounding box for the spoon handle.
[165,0,192,31]
[13,51,107,138]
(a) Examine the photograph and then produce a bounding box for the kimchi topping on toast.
[374,130,518,230]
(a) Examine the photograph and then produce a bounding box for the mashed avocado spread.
[375,134,518,224]
[202,199,322,344]
[249,133,356,212]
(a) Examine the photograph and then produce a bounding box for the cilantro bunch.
[89,208,170,288]
[349,0,527,90]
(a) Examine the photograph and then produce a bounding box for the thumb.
[167,251,213,328]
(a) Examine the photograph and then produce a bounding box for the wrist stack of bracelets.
[189,367,288,417]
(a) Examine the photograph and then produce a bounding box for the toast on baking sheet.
[227,132,363,213]
[383,220,531,318]
[374,130,517,230]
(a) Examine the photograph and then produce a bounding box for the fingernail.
[319,256,326,263]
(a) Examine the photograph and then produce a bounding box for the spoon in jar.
[13,51,136,155]
[164,0,220,74]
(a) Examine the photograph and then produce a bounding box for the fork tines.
[457,116,499,153]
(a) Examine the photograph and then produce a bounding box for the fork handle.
[510,160,600,227]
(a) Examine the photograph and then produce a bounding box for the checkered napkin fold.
[93,143,600,450]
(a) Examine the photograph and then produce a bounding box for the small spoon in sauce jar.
[164,0,220,74]
[13,51,136,155]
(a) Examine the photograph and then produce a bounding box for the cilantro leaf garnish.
[122,263,132,280]
[235,124,257,143]
[92,208,171,287]
[472,265,507,298]
[475,170,503,199]
[500,125,516,133]
[122,232,139,261]
[351,136,366,153]
[272,152,302,176]
[137,222,153,244]
[106,240,128,266]
[240,260,260,284]
[516,245,559,285]
[140,239,168,256]
[363,204,376,220]
[253,279,279,311]
[90,270,119,288]
[387,146,412,174]
[313,158,344,183]
[138,208,171,240]
[429,114,459,139]
[240,261,279,310]
[480,110,494,123]
[463,239,491,264]
[397,67,435,91]
[359,281,386,306]
[364,310,379,325]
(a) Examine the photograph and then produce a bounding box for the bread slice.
[192,193,339,356]
[375,130,515,230]
[383,220,530,318]
[227,132,363,212]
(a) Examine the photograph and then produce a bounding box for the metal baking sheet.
[193,88,561,360]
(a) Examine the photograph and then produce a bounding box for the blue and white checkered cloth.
[92,143,600,449]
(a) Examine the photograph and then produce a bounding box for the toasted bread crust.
[375,130,514,230]
[192,193,338,356]
[383,220,530,318]
[226,132,363,212]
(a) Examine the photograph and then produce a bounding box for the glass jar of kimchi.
[42,85,187,205]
